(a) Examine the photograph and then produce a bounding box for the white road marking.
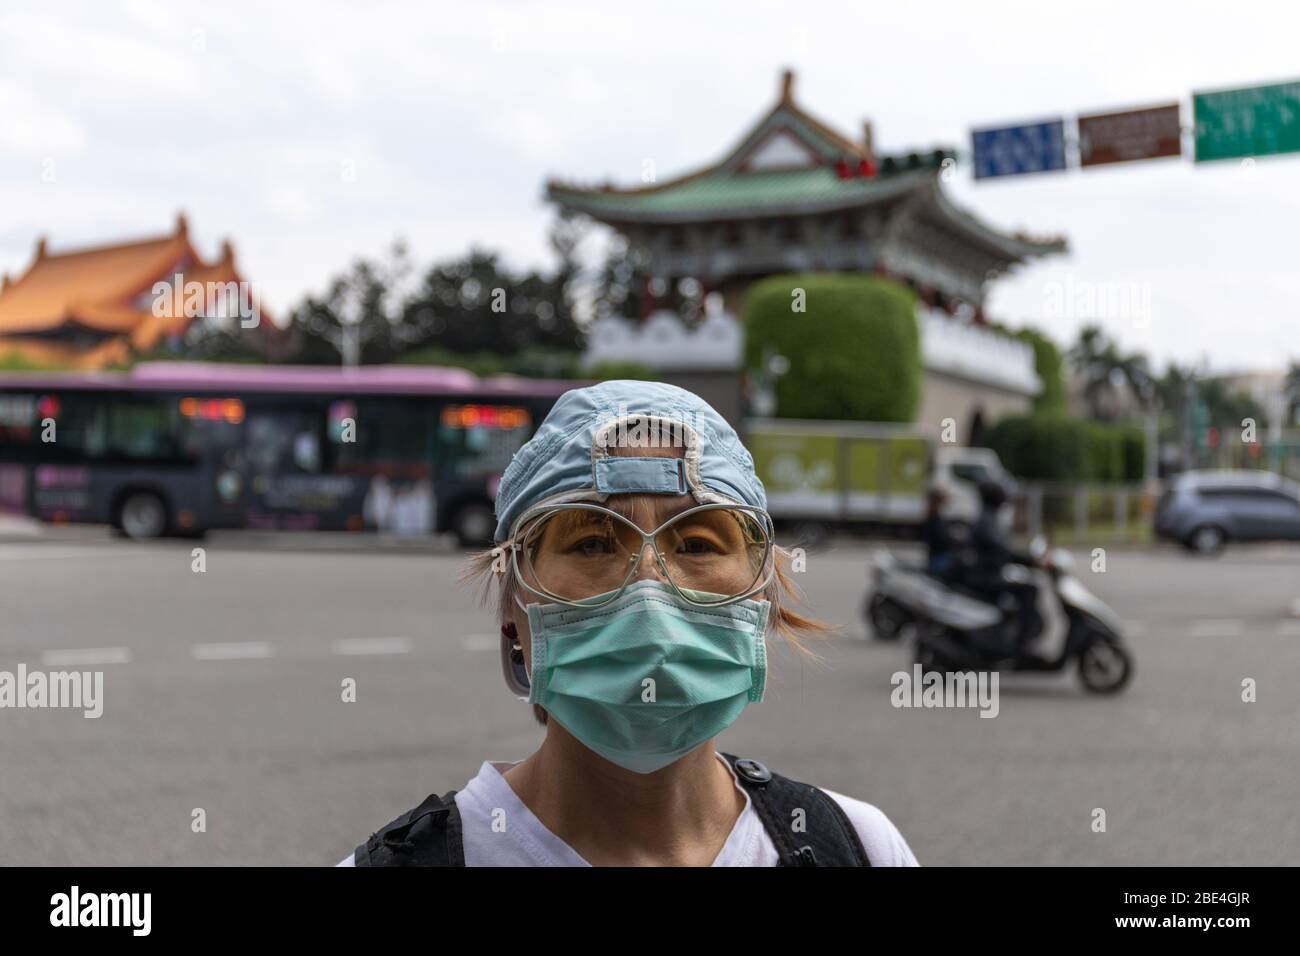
[332,637,413,656]
[1187,619,1244,638]
[41,647,131,666]
[191,642,274,660]
[461,634,500,652]
[0,547,117,561]
[1277,620,1300,637]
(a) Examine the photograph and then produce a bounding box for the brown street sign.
[1078,103,1182,167]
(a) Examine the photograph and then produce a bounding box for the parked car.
[1155,470,1300,554]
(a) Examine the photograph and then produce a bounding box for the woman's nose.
[630,542,670,583]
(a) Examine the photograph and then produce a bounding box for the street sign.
[1193,79,1300,162]
[1078,103,1182,167]
[971,119,1068,180]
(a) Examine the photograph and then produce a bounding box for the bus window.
[0,393,38,450]
[435,403,533,477]
[328,398,433,478]
[45,394,108,459]
[107,401,188,461]
[247,411,323,475]
[293,432,321,473]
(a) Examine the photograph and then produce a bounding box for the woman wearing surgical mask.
[341,381,917,867]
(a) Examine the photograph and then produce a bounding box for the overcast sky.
[3,0,1297,374]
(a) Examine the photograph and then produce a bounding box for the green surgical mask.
[521,580,769,774]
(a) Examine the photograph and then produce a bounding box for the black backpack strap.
[353,790,465,867]
[720,753,872,867]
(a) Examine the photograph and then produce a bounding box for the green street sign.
[1194,79,1300,162]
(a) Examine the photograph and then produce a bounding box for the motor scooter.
[887,539,1134,694]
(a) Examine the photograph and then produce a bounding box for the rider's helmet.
[977,478,1008,510]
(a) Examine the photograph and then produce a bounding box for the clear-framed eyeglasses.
[504,501,776,609]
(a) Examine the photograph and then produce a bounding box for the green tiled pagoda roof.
[546,68,1066,260]
[548,168,928,223]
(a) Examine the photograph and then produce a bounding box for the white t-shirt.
[338,752,917,867]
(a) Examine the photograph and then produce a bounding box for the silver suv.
[1155,470,1300,554]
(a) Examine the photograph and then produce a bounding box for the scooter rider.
[339,380,917,867]
[919,485,956,579]
[961,479,1041,651]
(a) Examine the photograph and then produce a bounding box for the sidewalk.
[0,512,44,540]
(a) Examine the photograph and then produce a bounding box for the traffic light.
[876,148,956,178]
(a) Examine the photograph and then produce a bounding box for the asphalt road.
[2,531,1298,866]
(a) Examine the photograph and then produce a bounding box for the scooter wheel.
[1077,635,1133,694]
[866,592,908,641]
[913,641,948,677]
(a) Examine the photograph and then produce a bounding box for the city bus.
[0,363,582,544]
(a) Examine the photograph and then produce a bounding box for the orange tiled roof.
[0,215,259,369]
[0,232,193,335]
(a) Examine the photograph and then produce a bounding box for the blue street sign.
[971,119,1068,180]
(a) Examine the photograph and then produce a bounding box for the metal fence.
[1016,482,1155,544]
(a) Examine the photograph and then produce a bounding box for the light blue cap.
[493,380,767,542]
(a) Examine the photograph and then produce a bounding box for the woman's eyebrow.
[549,511,613,535]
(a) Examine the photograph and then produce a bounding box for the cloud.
[0,81,87,154]
[2,0,1298,371]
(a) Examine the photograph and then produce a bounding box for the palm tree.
[1067,325,1154,421]
[1284,361,1300,430]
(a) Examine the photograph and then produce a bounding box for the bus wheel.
[118,492,169,540]
[452,503,494,548]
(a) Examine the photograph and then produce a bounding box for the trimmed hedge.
[1015,327,1066,414]
[743,274,921,422]
[988,415,1144,482]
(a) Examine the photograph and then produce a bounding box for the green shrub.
[990,415,1145,482]
[505,346,583,379]
[397,344,586,379]
[0,350,63,372]
[988,415,1088,481]
[1120,427,1146,480]
[585,361,657,382]
[395,345,505,376]
[743,274,920,422]
[1015,327,1066,414]
[1084,423,1123,482]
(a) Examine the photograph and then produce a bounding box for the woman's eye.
[679,537,719,555]
[573,536,615,556]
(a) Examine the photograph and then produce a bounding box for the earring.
[502,622,523,662]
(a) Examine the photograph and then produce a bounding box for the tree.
[283,228,582,366]
[285,241,414,365]
[1285,361,1300,429]
[399,248,580,356]
[592,233,645,322]
[591,230,706,326]
[176,322,271,363]
[1067,325,1154,421]
[1198,377,1265,430]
